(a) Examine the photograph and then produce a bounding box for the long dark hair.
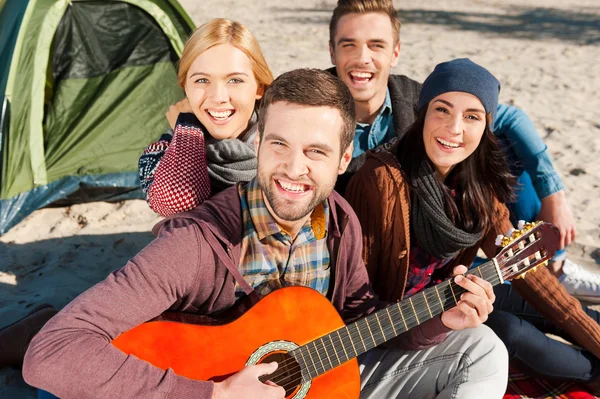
[397,109,515,234]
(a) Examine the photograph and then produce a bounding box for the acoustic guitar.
[113,221,559,398]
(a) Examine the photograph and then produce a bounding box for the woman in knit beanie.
[346,58,600,391]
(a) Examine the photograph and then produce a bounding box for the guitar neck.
[292,260,502,381]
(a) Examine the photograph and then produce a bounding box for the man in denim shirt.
[352,88,394,158]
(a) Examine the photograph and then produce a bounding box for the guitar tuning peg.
[495,235,504,246]
[517,220,525,229]
[516,271,527,280]
[506,228,515,237]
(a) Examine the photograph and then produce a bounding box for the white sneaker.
[559,259,600,303]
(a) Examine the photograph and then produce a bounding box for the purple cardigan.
[23,186,449,398]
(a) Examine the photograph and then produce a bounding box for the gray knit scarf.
[205,117,258,187]
[410,160,483,259]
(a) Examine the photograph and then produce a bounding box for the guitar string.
[263,252,543,388]
[267,260,532,388]
[273,263,546,389]
[266,266,504,387]
[265,256,526,387]
[262,237,543,381]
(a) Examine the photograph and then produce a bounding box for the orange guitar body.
[112,286,360,398]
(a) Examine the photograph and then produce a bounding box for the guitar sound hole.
[258,352,302,397]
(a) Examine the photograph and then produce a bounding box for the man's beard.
[257,170,335,223]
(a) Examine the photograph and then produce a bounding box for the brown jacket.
[345,145,600,359]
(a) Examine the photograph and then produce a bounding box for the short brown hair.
[329,0,401,45]
[258,69,356,154]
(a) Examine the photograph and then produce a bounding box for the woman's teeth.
[208,110,234,120]
[436,138,460,149]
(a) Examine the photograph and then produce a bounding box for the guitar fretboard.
[291,261,502,381]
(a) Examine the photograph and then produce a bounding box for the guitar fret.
[397,302,408,331]
[346,326,359,356]
[355,321,367,352]
[300,346,316,379]
[329,335,341,365]
[477,267,484,279]
[337,329,351,360]
[434,285,445,312]
[306,341,319,375]
[448,281,458,304]
[321,337,333,370]
[313,340,325,372]
[408,297,420,324]
[375,312,386,341]
[386,308,398,336]
[365,317,377,348]
[422,292,433,319]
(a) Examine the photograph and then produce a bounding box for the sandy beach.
[1,0,599,396]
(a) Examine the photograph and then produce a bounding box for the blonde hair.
[329,0,401,45]
[178,18,273,91]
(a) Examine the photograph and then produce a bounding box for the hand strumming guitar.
[440,265,496,331]
[212,362,286,399]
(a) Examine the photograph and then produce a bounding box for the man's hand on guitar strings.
[212,362,286,399]
[441,265,496,331]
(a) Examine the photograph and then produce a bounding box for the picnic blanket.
[505,366,598,399]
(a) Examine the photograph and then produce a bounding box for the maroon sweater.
[23,186,449,399]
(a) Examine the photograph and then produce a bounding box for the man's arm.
[494,104,576,248]
[23,219,213,398]
[494,104,564,199]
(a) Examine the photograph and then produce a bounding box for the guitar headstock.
[494,221,560,282]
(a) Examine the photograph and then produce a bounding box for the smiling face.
[329,12,400,108]
[256,102,352,233]
[184,43,262,140]
[423,92,488,179]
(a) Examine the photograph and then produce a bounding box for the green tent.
[0,0,195,234]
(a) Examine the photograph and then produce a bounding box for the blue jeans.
[485,284,600,381]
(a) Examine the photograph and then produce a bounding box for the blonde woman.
[0,19,274,376]
[138,18,273,216]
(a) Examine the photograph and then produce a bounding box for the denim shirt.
[352,88,395,158]
[493,104,564,199]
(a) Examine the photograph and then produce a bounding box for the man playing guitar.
[23,68,507,399]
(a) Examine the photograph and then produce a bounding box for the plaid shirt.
[236,178,330,298]
[403,241,454,300]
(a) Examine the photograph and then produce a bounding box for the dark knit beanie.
[417,58,501,131]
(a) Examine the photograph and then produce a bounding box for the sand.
[1,0,599,396]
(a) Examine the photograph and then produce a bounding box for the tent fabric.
[52,2,177,80]
[0,0,195,234]
[0,0,28,108]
